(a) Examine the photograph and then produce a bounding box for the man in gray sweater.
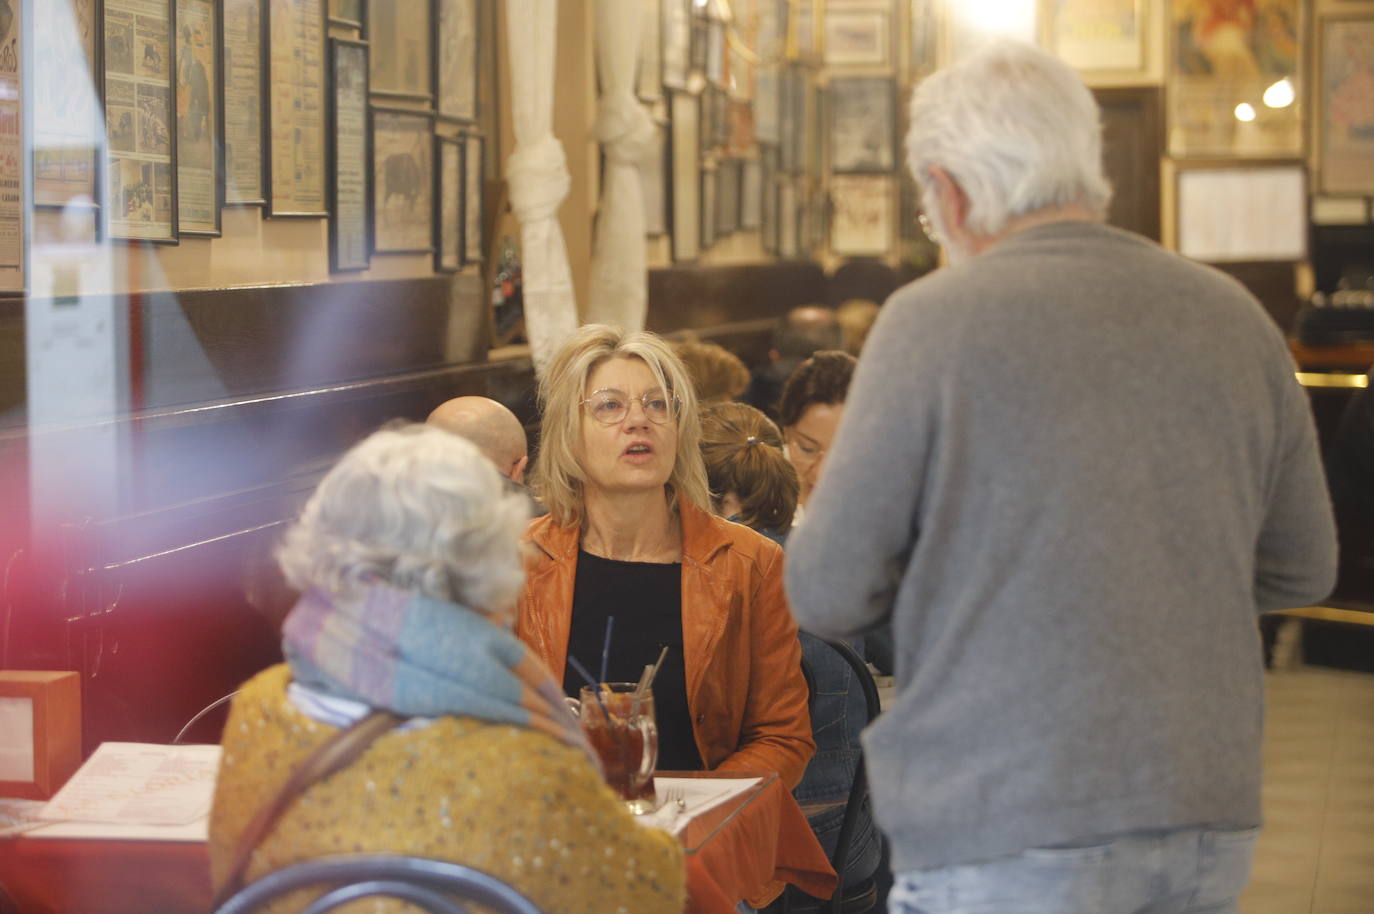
[785,41,1337,914]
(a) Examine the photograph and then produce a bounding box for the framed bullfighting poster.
[174,0,223,236]
[371,106,434,254]
[434,133,461,272]
[1168,0,1304,158]
[105,0,179,242]
[266,0,327,217]
[223,0,265,205]
[33,0,102,213]
[329,37,370,271]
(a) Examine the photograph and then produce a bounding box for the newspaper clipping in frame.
[106,0,177,241]
[268,0,326,216]
[223,0,263,204]
[0,0,23,291]
[34,0,100,209]
[176,0,221,234]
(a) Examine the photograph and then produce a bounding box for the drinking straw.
[566,654,600,690]
[600,616,615,684]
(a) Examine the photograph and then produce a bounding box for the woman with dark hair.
[778,350,858,514]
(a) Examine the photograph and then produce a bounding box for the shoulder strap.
[213,710,405,908]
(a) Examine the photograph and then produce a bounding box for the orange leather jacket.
[516,498,815,789]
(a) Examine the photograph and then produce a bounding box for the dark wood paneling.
[1095,87,1162,242]
[1213,262,1301,331]
[647,261,828,334]
[0,299,23,424]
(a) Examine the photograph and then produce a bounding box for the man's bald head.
[771,305,841,363]
[426,396,530,484]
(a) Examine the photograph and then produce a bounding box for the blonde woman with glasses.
[517,324,815,794]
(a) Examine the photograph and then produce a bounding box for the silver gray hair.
[905,40,1112,237]
[277,424,530,615]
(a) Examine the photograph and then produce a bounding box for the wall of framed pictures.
[19,0,495,298]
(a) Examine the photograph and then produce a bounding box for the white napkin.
[635,776,762,835]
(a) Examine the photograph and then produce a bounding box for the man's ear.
[510,454,529,485]
[928,165,970,235]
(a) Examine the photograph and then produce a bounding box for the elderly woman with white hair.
[208,424,685,913]
[518,325,814,791]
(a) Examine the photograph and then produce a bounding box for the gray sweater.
[785,221,1337,872]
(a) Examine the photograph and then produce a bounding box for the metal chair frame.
[782,637,883,914]
[212,854,544,914]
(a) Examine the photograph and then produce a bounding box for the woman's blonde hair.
[699,403,799,533]
[534,324,711,527]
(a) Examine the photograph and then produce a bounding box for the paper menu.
[39,743,222,827]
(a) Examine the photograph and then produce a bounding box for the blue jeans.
[888,826,1258,914]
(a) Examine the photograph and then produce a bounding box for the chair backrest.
[815,639,880,891]
[212,854,544,914]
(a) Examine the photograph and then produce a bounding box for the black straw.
[600,616,615,684]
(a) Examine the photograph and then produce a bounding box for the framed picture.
[670,90,700,261]
[779,69,799,173]
[687,14,708,75]
[662,0,690,90]
[0,672,81,800]
[266,0,327,217]
[1311,195,1369,227]
[792,0,818,60]
[105,0,179,242]
[909,0,938,82]
[701,163,717,249]
[223,0,265,205]
[740,157,761,230]
[824,9,888,67]
[434,134,462,271]
[1175,162,1306,262]
[643,121,668,237]
[328,0,365,30]
[637,0,662,101]
[829,77,894,173]
[462,132,485,263]
[760,145,778,254]
[329,38,370,271]
[33,0,102,212]
[831,173,894,255]
[435,0,478,122]
[755,66,780,144]
[718,158,741,236]
[0,0,21,288]
[706,17,726,87]
[728,99,754,156]
[1317,17,1374,195]
[1168,0,1303,158]
[369,0,431,102]
[777,177,797,257]
[174,0,224,237]
[371,107,434,253]
[1048,0,1146,73]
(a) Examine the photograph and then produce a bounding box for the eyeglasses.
[581,388,681,425]
[786,431,827,467]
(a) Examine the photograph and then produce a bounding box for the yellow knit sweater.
[209,665,686,914]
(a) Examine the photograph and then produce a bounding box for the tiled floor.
[1241,647,1374,914]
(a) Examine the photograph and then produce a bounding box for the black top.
[562,550,704,771]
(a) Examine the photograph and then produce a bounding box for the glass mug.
[569,683,659,814]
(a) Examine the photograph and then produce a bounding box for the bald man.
[426,396,529,484]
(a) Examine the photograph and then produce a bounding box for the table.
[0,771,835,914]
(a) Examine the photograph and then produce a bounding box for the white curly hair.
[277,423,530,616]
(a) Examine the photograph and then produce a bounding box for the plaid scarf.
[282,583,596,766]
